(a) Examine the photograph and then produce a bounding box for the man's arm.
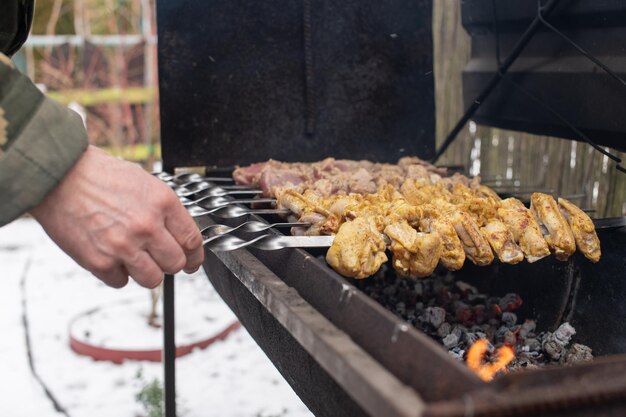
[0,53,88,225]
[0,53,204,288]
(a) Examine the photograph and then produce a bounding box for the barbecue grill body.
[157,1,626,416]
[198,213,626,417]
[157,0,435,168]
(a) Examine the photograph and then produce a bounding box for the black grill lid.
[157,0,435,169]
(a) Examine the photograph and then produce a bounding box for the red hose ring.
[70,321,241,363]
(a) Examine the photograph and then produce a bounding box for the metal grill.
[156,170,626,417]
[155,1,626,416]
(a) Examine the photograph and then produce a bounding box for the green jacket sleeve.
[0,53,88,226]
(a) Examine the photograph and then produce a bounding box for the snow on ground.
[0,218,313,417]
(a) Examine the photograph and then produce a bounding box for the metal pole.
[163,273,176,417]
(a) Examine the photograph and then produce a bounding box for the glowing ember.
[466,339,515,382]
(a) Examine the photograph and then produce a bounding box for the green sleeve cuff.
[0,96,89,226]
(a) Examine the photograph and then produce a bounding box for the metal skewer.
[188,205,291,218]
[200,221,311,236]
[177,186,263,198]
[203,234,334,251]
[155,172,234,183]
[179,177,234,187]
[180,194,271,207]
[180,195,276,208]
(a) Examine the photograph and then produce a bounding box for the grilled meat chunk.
[325,217,388,279]
[384,220,442,278]
[447,209,495,266]
[497,198,550,263]
[480,219,524,264]
[558,197,601,262]
[530,193,576,261]
[419,205,465,270]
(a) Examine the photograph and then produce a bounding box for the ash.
[354,265,594,371]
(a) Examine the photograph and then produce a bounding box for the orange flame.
[466,339,515,382]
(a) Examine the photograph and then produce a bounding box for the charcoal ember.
[437,322,452,338]
[524,338,541,352]
[455,308,474,325]
[503,330,517,346]
[423,307,446,329]
[486,297,500,308]
[499,293,523,312]
[471,305,486,324]
[383,286,397,297]
[395,302,406,316]
[354,264,593,373]
[453,300,469,311]
[543,338,564,361]
[563,343,593,364]
[553,322,576,346]
[451,325,465,340]
[413,282,423,297]
[448,347,464,361]
[495,325,509,341]
[489,303,503,318]
[501,312,517,327]
[437,287,453,306]
[455,281,478,295]
[464,332,480,346]
[432,280,444,295]
[467,293,487,305]
[442,332,460,349]
[519,320,537,339]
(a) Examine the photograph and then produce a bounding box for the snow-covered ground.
[0,218,313,417]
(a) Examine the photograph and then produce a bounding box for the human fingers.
[145,226,188,274]
[162,194,204,273]
[92,264,130,289]
[123,251,165,289]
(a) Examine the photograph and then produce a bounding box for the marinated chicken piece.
[277,189,330,236]
[433,199,494,266]
[444,186,522,265]
[385,198,422,227]
[480,219,524,264]
[448,210,495,266]
[558,198,601,262]
[293,211,328,236]
[530,193,576,261]
[325,217,388,279]
[475,185,501,202]
[497,198,550,263]
[276,188,312,216]
[384,220,442,278]
[400,179,451,206]
[419,205,465,270]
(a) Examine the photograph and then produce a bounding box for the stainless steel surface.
[200,221,311,235]
[156,172,234,183]
[180,195,276,208]
[179,177,234,187]
[188,205,291,219]
[177,186,263,198]
[203,234,335,251]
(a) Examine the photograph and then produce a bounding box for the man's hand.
[30,145,204,288]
